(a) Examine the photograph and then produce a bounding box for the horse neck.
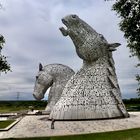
[82,55,110,69]
[82,54,116,77]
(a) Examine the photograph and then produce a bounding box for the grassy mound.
[0,120,15,129]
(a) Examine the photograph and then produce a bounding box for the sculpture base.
[48,115,129,121]
[49,104,129,120]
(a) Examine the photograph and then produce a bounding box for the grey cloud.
[61,0,94,8]
[0,0,139,100]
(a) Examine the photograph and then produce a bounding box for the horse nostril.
[62,18,65,23]
[62,18,68,25]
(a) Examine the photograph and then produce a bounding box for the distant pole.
[17,92,20,100]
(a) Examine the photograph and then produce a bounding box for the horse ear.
[108,43,121,51]
[39,63,43,71]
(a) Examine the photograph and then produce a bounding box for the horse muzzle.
[33,92,44,101]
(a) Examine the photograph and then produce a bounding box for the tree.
[0,35,11,73]
[0,2,11,73]
[108,0,140,95]
[112,0,140,58]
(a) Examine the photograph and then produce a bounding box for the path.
[0,112,140,139]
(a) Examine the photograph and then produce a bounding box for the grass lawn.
[0,106,27,113]
[0,120,15,129]
[2,128,140,140]
[0,106,45,113]
[125,104,140,111]
[0,101,46,113]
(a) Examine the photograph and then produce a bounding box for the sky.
[0,0,139,100]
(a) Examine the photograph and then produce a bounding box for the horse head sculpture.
[49,14,129,120]
[60,14,121,62]
[33,63,74,113]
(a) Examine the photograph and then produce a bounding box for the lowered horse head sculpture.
[33,63,74,114]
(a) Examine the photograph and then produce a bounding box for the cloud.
[0,0,139,100]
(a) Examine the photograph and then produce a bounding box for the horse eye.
[99,34,104,39]
[72,15,76,18]
[36,76,38,80]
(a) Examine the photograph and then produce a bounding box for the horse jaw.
[33,92,44,100]
[33,93,43,100]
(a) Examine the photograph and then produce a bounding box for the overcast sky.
[0,0,139,100]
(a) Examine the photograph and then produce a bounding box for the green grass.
[0,101,47,113]
[125,104,140,111]
[2,128,140,140]
[0,106,45,113]
[0,120,15,129]
[0,106,27,113]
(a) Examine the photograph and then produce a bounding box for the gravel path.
[0,112,140,139]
